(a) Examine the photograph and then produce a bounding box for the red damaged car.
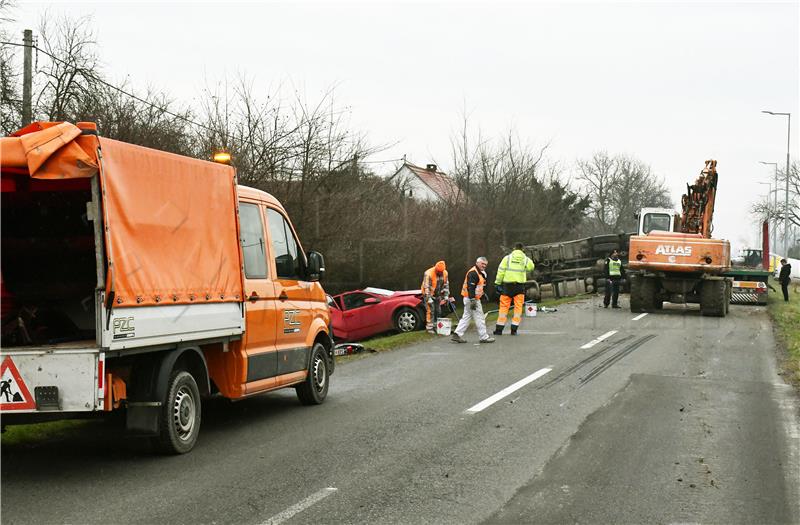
[327,287,424,341]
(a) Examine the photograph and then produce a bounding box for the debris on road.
[334,343,372,356]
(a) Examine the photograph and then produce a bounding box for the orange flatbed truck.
[0,122,334,453]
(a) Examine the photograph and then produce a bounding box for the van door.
[238,201,279,389]
[265,207,313,376]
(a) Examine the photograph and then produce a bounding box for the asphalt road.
[2,296,799,524]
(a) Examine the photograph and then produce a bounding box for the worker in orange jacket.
[421,260,450,333]
[451,257,495,344]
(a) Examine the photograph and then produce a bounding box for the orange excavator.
[628,160,732,316]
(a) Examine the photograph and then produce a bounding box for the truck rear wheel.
[700,280,727,317]
[155,370,201,454]
[296,343,329,405]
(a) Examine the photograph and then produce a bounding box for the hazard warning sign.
[0,356,35,410]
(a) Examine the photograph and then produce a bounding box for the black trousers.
[781,281,790,301]
[604,278,620,306]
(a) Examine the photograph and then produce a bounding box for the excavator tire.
[639,276,657,312]
[629,275,643,313]
[700,280,727,317]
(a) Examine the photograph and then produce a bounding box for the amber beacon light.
[212,149,232,165]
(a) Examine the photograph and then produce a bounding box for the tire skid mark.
[538,335,636,389]
[579,334,657,386]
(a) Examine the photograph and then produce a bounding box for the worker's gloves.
[495,284,505,296]
[426,296,434,304]
[470,298,478,310]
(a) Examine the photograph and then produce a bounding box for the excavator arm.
[679,159,718,238]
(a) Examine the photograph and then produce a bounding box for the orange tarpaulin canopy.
[0,122,99,179]
[1,122,244,308]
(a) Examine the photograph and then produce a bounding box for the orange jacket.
[461,266,486,299]
[421,261,449,297]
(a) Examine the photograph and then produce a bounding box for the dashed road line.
[580,330,618,349]
[632,313,648,321]
[261,487,338,525]
[466,368,552,413]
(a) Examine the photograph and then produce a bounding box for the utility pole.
[21,29,33,127]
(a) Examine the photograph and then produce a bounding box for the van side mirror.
[307,251,325,282]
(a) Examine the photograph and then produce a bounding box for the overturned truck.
[521,233,633,302]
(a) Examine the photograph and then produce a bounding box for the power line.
[1,39,380,168]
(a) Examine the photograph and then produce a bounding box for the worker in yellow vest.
[493,243,535,336]
[451,257,495,344]
[421,260,450,333]
[603,249,626,309]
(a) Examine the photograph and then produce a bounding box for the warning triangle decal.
[0,356,36,411]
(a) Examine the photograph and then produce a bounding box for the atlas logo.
[655,245,692,257]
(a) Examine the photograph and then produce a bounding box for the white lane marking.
[262,487,338,525]
[466,368,552,413]
[580,330,618,349]
[632,313,648,321]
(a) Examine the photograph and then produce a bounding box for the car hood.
[393,290,422,297]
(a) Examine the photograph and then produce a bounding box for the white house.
[387,162,462,203]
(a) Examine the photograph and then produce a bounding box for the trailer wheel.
[296,343,329,405]
[700,280,726,317]
[155,370,201,454]
[629,275,643,313]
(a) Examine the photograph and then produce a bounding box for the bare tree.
[576,152,672,234]
[0,0,20,133]
[577,151,619,228]
[35,13,99,121]
[751,162,800,253]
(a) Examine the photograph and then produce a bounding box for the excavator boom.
[679,159,718,238]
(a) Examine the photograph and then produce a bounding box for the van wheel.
[296,343,329,405]
[394,307,421,333]
[155,370,201,454]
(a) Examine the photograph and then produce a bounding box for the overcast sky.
[8,1,800,253]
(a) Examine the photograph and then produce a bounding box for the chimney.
[426,164,437,172]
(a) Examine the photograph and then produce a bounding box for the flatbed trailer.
[724,268,771,305]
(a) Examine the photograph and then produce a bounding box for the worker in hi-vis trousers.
[494,243,534,336]
[451,257,495,344]
[421,260,450,333]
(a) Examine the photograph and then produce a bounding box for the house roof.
[396,162,462,202]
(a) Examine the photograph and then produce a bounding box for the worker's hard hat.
[435,260,446,273]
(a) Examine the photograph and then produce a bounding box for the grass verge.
[1,419,92,446]
[768,289,800,387]
[345,293,590,356]
[3,295,593,442]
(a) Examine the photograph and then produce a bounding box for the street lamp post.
[759,161,779,250]
[762,110,791,257]
[757,181,772,251]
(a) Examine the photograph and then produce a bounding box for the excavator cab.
[637,207,677,235]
